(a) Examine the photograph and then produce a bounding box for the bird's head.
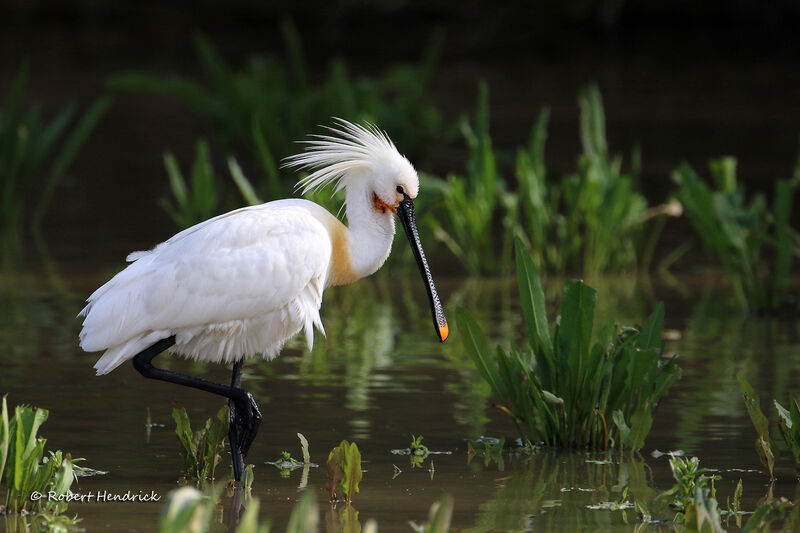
[284,119,418,212]
[283,119,448,342]
[369,150,419,216]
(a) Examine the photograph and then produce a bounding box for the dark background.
[2,0,799,258]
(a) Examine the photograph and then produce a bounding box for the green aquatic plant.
[741,496,795,532]
[0,62,109,239]
[409,494,454,533]
[160,486,452,533]
[663,456,721,514]
[326,440,362,504]
[110,23,442,203]
[457,240,679,450]
[737,374,778,479]
[775,394,800,469]
[161,141,263,229]
[517,85,667,274]
[672,156,800,312]
[391,434,432,469]
[266,433,314,480]
[737,373,800,477]
[426,82,515,274]
[160,485,222,533]
[726,478,744,528]
[172,404,229,482]
[410,435,431,465]
[161,140,219,229]
[683,488,725,533]
[427,83,674,275]
[0,396,82,526]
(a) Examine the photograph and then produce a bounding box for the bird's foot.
[238,392,262,456]
[228,392,262,482]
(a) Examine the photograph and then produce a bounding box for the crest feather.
[283,119,402,195]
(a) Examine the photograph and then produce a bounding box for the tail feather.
[93,332,165,375]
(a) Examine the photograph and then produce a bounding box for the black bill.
[396,194,449,342]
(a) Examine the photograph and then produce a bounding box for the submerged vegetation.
[458,241,679,450]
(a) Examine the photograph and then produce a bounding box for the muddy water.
[1,260,799,532]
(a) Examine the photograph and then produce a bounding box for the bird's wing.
[79,203,332,353]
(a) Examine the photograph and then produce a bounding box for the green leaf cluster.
[664,456,721,513]
[428,83,666,275]
[737,373,800,477]
[326,440,362,503]
[0,396,79,519]
[673,157,800,312]
[426,82,515,274]
[172,405,228,482]
[457,240,679,450]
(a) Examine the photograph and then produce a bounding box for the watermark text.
[30,489,161,503]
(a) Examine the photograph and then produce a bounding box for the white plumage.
[80,120,437,375]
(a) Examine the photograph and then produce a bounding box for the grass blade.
[456,307,502,398]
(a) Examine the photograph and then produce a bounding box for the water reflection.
[466,452,657,532]
[670,286,800,453]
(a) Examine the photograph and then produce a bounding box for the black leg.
[230,359,262,459]
[228,359,245,481]
[132,337,261,483]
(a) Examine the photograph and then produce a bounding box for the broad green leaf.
[326,444,344,501]
[456,308,502,396]
[557,279,597,398]
[50,452,74,496]
[737,374,771,438]
[341,441,362,501]
[628,407,653,451]
[515,239,554,374]
[638,303,664,350]
[612,410,631,446]
[737,374,778,477]
[737,374,774,446]
[298,432,310,464]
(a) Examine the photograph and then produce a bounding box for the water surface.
[1,258,799,531]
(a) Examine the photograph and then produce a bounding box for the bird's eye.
[396,186,405,194]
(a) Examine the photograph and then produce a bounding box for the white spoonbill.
[79,120,448,482]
